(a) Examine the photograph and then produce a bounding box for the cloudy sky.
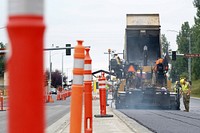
[0,0,197,79]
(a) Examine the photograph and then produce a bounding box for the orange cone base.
[0,97,6,111]
[94,114,113,118]
[0,107,7,111]
[85,128,92,133]
[49,97,54,103]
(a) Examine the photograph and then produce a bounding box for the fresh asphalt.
[119,97,200,133]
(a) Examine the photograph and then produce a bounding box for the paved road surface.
[1,96,199,133]
[0,95,71,133]
[46,97,71,127]
[119,97,200,133]
[0,110,6,133]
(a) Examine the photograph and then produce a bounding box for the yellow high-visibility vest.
[181,82,189,93]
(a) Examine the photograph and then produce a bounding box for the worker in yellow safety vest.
[180,78,191,112]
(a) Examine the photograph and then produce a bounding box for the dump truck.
[111,14,180,109]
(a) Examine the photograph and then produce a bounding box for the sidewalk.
[46,94,152,133]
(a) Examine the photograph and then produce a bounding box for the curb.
[191,97,200,100]
[46,113,70,133]
[110,108,153,133]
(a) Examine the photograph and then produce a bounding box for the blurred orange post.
[70,40,85,133]
[84,48,92,133]
[7,1,45,133]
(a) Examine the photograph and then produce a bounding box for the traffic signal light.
[172,51,176,60]
[66,44,71,55]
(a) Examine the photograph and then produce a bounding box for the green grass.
[191,79,200,98]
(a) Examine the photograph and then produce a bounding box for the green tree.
[191,0,200,79]
[171,22,191,81]
[171,0,200,81]
[161,34,170,55]
[45,69,67,88]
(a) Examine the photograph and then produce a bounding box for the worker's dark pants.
[183,93,190,112]
[157,73,164,86]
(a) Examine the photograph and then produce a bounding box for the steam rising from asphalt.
[115,88,172,110]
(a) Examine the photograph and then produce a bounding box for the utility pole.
[188,36,192,82]
[108,49,111,78]
[104,49,111,76]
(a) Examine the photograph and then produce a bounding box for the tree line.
[45,70,68,88]
[162,0,200,82]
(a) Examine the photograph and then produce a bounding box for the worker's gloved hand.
[188,90,191,95]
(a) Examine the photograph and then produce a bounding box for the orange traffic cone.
[128,65,135,72]
[49,93,54,103]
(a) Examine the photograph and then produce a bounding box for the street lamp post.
[48,50,52,91]
[48,44,54,91]
[49,51,65,89]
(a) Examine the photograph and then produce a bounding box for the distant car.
[50,88,57,94]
